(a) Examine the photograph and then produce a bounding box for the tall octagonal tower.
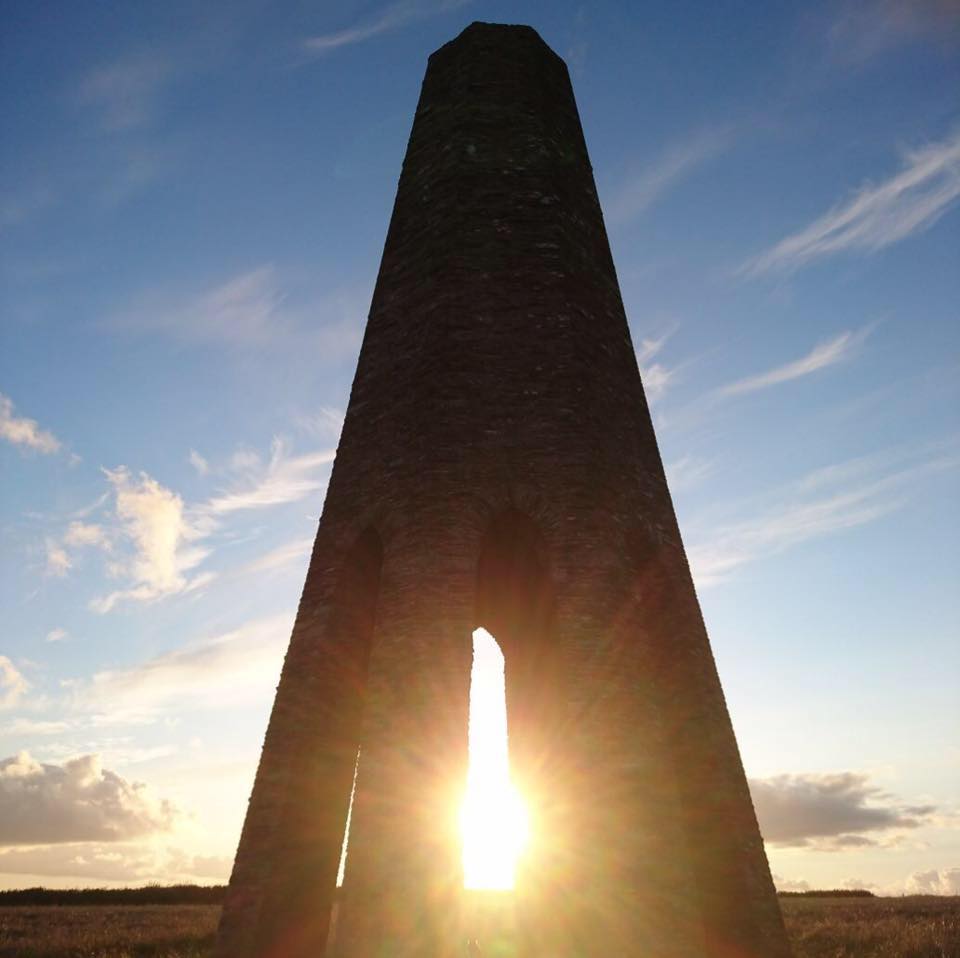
[217,22,790,958]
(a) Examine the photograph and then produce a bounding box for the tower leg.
[334,521,474,958]
[216,523,381,958]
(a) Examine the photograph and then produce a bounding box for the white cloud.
[45,629,68,644]
[750,772,935,850]
[0,658,29,710]
[63,521,110,550]
[67,614,291,723]
[188,449,209,475]
[76,54,170,131]
[717,329,868,397]
[687,442,959,587]
[742,130,960,275]
[45,539,72,577]
[0,752,178,845]
[905,866,960,895]
[90,468,210,613]
[304,0,471,55]
[0,393,61,454]
[606,128,730,225]
[635,334,679,402]
[771,873,811,893]
[204,438,334,514]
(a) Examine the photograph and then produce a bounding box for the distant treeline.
[0,884,228,906]
[778,889,875,898]
[0,884,877,907]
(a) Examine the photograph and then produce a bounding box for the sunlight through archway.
[461,627,530,890]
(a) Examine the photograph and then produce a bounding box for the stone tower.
[216,22,790,958]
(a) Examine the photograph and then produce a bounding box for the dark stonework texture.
[216,22,791,958]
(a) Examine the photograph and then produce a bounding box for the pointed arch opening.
[462,510,558,891]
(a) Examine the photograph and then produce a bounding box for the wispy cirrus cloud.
[0,394,61,454]
[717,328,869,397]
[111,264,365,359]
[826,0,960,65]
[240,537,315,576]
[204,438,335,514]
[687,440,959,587]
[606,128,731,226]
[741,130,960,276]
[304,0,471,56]
[66,615,291,723]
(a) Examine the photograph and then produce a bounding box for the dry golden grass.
[0,904,218,957]
[0,896,957,956]
[781,895,960,957]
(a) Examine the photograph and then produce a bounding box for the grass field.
[1,896,958,957]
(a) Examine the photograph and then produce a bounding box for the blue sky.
[1,0,958,894]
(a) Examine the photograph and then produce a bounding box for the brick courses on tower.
[216,22,792,958]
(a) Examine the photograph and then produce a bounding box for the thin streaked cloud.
[826,0,960,65]
[606,128,731,226]
[304,0,471,56]
[203,438,334,514]
[741,130,960,276]
[717,329,869,397]
[687,441,959,587]
[66,615,291,724]
[110,265,365,359]
[241,537,314,577]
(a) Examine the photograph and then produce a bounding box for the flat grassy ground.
[0,896,957,957]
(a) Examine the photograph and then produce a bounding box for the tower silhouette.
[217,22,790,958]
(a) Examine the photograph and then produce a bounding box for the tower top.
[429,21,564,67]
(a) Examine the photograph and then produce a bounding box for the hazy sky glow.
[1,1,958,895]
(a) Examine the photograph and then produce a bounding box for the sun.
[460,628,531,890]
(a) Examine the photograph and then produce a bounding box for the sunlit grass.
[460,628,530,890]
